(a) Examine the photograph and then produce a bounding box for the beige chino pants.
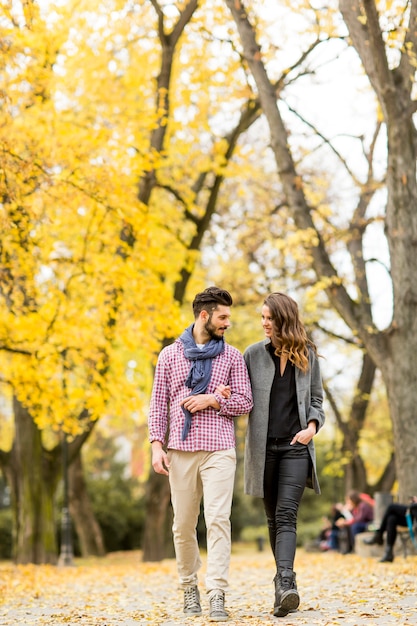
[168,448,236,594]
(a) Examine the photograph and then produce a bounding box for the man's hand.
[181,385,230,413]
[151,441,170,476]
[181,393,218,413]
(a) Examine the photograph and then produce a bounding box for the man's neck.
[192,322,210,345]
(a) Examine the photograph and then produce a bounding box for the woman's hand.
[215,384,231,398]
[290,422,317,445]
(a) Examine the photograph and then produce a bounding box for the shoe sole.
[184,611,202,616]
[184,606,202,616]
[209,616,228,622]
[274,589,300,617]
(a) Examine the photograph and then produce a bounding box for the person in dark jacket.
[364,496,417,562]
[243,292,325,617]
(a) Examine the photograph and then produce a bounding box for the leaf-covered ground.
[0,547,416,625]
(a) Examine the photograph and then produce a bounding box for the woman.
[335,490,374,554]
[244,292,325,617]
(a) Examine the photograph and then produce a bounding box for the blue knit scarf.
[180,324,225,440]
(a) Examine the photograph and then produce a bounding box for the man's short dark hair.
[192,286,233,318]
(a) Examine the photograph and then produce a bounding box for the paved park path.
[0,547,416,625]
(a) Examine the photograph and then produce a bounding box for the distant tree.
[225,0,417,501]
[0,0,178,563]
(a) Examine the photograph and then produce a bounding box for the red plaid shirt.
[149,338,253,451]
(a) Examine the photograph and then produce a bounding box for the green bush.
[74,430,146,554]
[88,473,145,552]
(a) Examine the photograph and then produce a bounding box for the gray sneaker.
[183,585,202,615]
[209,590,229,622]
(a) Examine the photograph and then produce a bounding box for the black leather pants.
[263,438,310,571]
[379,503,407,547]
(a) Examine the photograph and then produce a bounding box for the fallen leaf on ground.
[0,547,416,625]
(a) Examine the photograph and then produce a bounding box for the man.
[149,286,253,622]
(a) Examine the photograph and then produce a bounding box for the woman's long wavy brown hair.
[264,292,317,373]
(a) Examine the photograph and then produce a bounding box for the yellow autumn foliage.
[0,0,276,443]
[0,1,190,437]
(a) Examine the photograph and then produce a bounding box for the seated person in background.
[319,503,346,551]
[335,490,374,554]
[317,517,332,551]
[364,495,417,563]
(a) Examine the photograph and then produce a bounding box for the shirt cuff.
[213,394,224,413]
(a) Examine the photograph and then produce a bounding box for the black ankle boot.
[273,572,298,615]
[274,569,300,617]
[379,547,394,562]
[364,530,383,546]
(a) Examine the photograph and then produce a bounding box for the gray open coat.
[243,340,325,498]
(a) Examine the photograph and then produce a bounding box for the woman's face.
[261,304,274,339]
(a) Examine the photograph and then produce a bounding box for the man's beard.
[205,318,224,341]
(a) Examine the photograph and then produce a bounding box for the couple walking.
[148,286,325,621]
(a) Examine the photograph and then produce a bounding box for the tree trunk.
[5,397,60,564]
[381,340,417,502]
[142,471,174,562]
[68,453,106,557]
[323,349,387,494]
[225,0,417,502]
[343,354,377,494]
[344,455,366,495]
[139,1,265,561]
[379,94,417,502]
[373,454,396,494]
[338,0,417,503]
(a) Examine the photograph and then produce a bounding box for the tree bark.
[373,454,396,494]
[142,471,174,561]
[68,453,106,557]
[4,397,60,564]
[0,398,96,564]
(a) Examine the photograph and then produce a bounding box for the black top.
[267,343,301,439]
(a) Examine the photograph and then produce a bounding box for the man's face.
[204,305,231,340]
